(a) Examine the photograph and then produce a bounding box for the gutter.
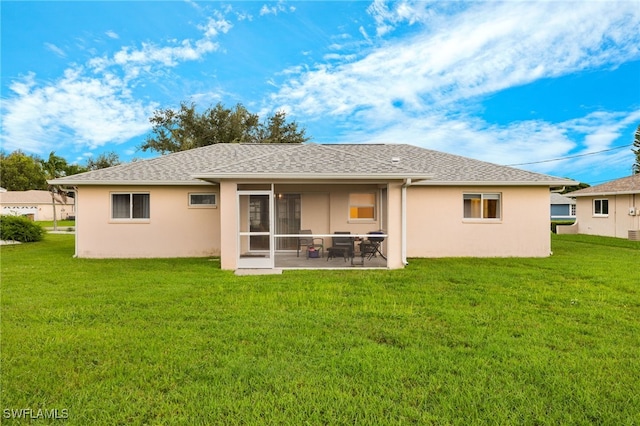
[192,173,434,182]
[413,179,579,187]
[47,179,215,186]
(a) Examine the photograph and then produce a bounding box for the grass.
[1,234,639,424]
[35,220,75,228]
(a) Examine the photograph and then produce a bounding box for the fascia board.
[191,173,434,181]
[413,179,579,187]
[571,190,640,197]
[47,179,215,186]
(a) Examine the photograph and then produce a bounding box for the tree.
[255,110,308,144]
[562,182,590,194]
[0,151,47,191]
[86,151,121,170]
[633,124,640,175]
[140,102,309,154]
[41,152,70,231]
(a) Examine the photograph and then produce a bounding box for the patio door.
[237,191,273,268]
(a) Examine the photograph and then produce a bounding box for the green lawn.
[35,220,75,228]
[1,234,638,425]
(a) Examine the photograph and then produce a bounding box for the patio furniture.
[297,229,324,258]
[327,232,353,262]
[364,231,386,260]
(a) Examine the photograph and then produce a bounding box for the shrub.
[0,215,45,242]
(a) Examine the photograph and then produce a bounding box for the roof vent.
[391,157,401,164]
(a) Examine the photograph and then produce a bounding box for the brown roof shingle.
[49,143,575,186]
[568,174,640,197]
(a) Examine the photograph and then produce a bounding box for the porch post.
[386,182,404,269]
[219,180,238,270]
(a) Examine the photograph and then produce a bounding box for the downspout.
[401,178,412,266]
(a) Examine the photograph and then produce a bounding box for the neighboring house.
[550,192,576,221]
[49,143,575,270]
[558,174,640,239]
[0,190,75,221]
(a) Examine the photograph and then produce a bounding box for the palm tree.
[41,152,68,231]
[633,124,640,175]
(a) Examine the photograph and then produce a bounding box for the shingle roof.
[550,193,576,205]
[0,190,74,205]
[49,143,574,186]
[568,174,640,197]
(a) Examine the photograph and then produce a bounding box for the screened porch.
[237,183,390,269]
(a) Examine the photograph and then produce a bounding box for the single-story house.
[49,143,575,270]
[0,190,75,221]
[557,174,640,240]
[550,192,576,221]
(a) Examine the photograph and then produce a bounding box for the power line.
[504,144,633,166]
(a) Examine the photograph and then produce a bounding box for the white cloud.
[112,38,219,68]
[105,30,119,39]
[267,0,640,180]
[260,1,294,16]
[45,42,66,57]
[1,68,156,154]
[275,1,640,117]
[367,0,439,36]
[199,12,233,38]
[1,6,233,155]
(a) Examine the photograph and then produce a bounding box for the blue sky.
[2,1,639,185]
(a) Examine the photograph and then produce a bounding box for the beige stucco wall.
[218,181,238,269]
[570,194,639,238]
[274,183,387,236]
[76,185,220,258]
[406,185,552,257]
[76,181,554,266]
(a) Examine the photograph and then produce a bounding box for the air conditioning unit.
[629,230,640,241]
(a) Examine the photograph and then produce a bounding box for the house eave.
[413,179,578,187]
[191,173,434,182]
[570,190,640,197]
[47,179,215,186]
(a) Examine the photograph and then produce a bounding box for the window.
[111,193,150,219]
[189,193,217,207]
[349,193,376,220]
[594,199,609,216]
[570,204,576,216]
[463,193,501,220]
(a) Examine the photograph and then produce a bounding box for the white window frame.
[348,192,376,222]
[110,192,150,221]
[188,192,217,208]
[463,193,502,221]
[593,199,609,217]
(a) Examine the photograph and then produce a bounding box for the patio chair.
[364,231,386,260]
[327,232,353,262]
[296,230,324,258]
